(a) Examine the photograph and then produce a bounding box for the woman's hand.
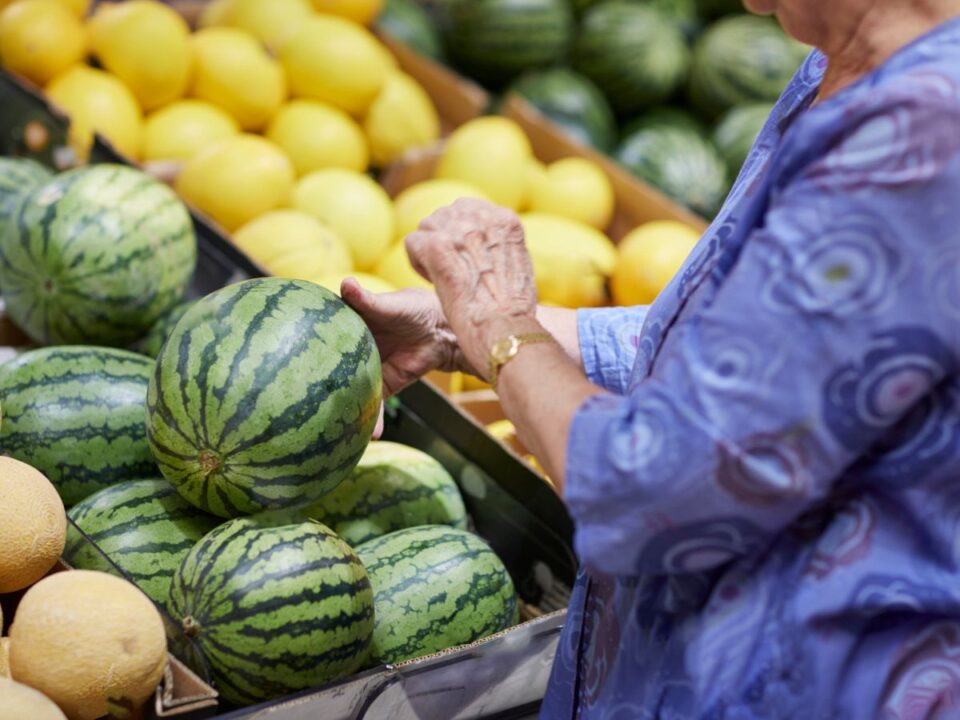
[405,198,540,379]
[340,280,470,398]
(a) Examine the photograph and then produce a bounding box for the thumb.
[340,277,381,319]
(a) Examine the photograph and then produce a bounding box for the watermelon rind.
[377,0,445,60]
[131,298,197,358]
[712,101,775,178]
[0,157,52,239]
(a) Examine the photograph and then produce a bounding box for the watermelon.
[168,516,373,706]
[302,441,467,546]
[696,0,745,19]
[508,68,618,152]
[356,525,518,665]
[131,299,196,358]
[615,119,729,218]
[64,479,220,609]
[689,15,809,119]
[377,0,445,60]
[0,164,197,346]
[0,157,52,238]
[621,106,705,136]
[444,0,575,88]
[713,101,775,177]
[0,346,157,506]
[146,278,382,519]
[573,2,691,118]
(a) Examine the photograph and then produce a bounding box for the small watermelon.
[0,346,157,506]
[444,0,575,88]
[302,441,467,546]
[356,525,518,665]
[615,119,729,218]
[0,157,52,238]
[573,2,691,118]
[168,516,373,706]
[713,102,775,178]
[146,278,382,518]
[131,299,196,358]
[65,479,220,609]
[0,164,197,346]
[377,0,445,60]
[688,15,809,119]
[508,68,618,152]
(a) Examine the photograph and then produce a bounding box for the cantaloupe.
[0,678,67,720]
[9,570,168,720]
[0,457,66,593]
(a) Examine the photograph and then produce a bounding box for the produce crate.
[0,68,575,719]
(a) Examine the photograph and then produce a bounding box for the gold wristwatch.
[488,332,555,389]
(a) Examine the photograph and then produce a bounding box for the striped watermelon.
[168,516,373,706]
[146,278,382,518]
[0,346,157,506]
[444,0,575,88]
[713,101,775,177]
[356,525,518,665]
[689,15,809,119]
[0,164,197,346]
[303,441,467,546]
[377,0,445,60]
[131,299,196,358]
[573,3,691,118]
[64,479,220,609]
[0,157,52,237]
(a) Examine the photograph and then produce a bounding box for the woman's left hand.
[405,198,540,381]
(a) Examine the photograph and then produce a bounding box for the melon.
[0,678,67,720]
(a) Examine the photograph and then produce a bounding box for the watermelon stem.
[198,450,221,476]
[182,616,201,638]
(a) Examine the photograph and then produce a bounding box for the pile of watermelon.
[377,0,810,218]
[0,156,520,707]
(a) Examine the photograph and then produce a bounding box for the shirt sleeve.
[577,306,649,395]
[564,77,960,577]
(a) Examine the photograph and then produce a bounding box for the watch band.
[488,332,556,389]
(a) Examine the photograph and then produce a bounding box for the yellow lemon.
[364,71,439,167]
[518,156,547,212]
[374,240,431,290]
[232,209,344,268]
[46,65,143,160]
[198,0,234,27]
[190,27,286,131]
[87,0,191,111]
[291,168,394,271]
[176,134,294,232]
[267,244,355,281]
[56,0,87,16]
[266,99,368,176]
[393,178,490,242]
[227,0,313,52]
[529,157,615,230]
[611,221,701,306]
[436,117,532,210]
[310,0,383,25]
[521,212,617,308]
[143,99,239,162]
[280,14,394,116]
[0,0,86,86]
[313,271,396,295]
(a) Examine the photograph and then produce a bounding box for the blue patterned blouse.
[542,18,960,720]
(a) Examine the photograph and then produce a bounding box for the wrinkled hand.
[405,199,539,380]
[340,279,470,398]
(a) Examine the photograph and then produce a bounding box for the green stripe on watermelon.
[0,164,197,346]
[301,441,467,546]
[356,525,518,665]
[64,479,220,609]
[168,516,373,706]
[131,299,197,358]
[0,345,158,506]
[0,157,52,237]
[146,278,382,518]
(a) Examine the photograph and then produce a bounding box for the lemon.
[529,157,615,230]
[57,0,88,16]
[267,245,355,282]
[232,209,342,268]
[280,14,394,116]
[87,0,191,111]
[46,65,143,160]
[0,0,86,86]
[364,71,439,167]
[310,0,383,26]
[518,156,546,212]
[198,0,234,27]
[393,178,490,242]
[190,27,286,131]
[227,0,313,52]
[266,99,368,177]
[375,241,431,290]
[313,271,396,295]
[611,221,700,306]
[143,99,239,162]
[521,212,617,308]
[436,117,532,210]
[291,169,394,271]
[176,134,294,232]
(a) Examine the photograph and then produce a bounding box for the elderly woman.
[343,0,960,716]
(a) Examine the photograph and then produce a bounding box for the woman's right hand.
[340,278,472,398]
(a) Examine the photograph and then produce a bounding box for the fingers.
[373,403,384,439]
